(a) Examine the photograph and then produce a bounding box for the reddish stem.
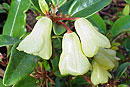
[59,22,73,33]
[82,75,91,83]
[26,24,32,30]
[56,17,80,21]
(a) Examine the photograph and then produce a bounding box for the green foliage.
[52,0,67,7]
[122,4,130,16]
[115,62,130,80]
[112,15,130,37]
[118,84,129,87]
[30,0,42,13]
[2,0,30,39]
[125,0,130,4]
[60,0,74,14]
[68,0,112,18]
[0,0,130,87]
[87,14,106,34]
[0,35,19,47]
[53,22,66,35]
[0,79,7,87]
[3,44,40,86]
[13,76,37,87]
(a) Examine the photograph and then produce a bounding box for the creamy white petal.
[59,32,91,75]
[91,61,111,85]
[94,48,119,70]
[75,18,111,57]
[17,17,52,59]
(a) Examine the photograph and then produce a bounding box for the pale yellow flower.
[17,17,52,60]
[59,32,91,75]
[94,48,119,70]
[75,18,111,57]
[91,61,112,85]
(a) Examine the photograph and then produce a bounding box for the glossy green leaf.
[52,0,67,7]
[53,22,66,35]
[112,15,130,36]
[125,0,130,4]
[118,84,129,87]
[30,0,42,13]
[122,4,130,16]
[13,76,37,87]
[70,76,90,87]
[0,79,6,87]
[38,0,49,14]
[0,9,6,13]
[115,62,130,80]
[0,35,19,47]
[60,0,74,14]
[2,3,10,10]
[3,0,30,39]
[3,44,40,86]
[125,39,130,54]
[68,0,112,18]
[87,14,106,34]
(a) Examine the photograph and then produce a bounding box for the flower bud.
[94,48,119,70]
[91,61,112,85]
[59,32,91,75]
[74,18,111,57]
[17,17,52,60]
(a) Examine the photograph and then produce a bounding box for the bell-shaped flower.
[17,17,52,60]
[74,18,111,57]
[59,32,91,76]
[94,48,119,70]
[91,61,112,85]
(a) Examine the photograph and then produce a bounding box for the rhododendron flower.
[17,17,52,60]
[59,32,91,75]
[94,48,119,70]
[75,18,111,57]
[91,61,112,85]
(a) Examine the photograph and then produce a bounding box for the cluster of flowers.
[17,17,119,85]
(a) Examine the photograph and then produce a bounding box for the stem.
[56,17,80,21]
[81,75,91,83]
[59,22,73,33]
[26,24,32,30]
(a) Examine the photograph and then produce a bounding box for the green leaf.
[125,0,130,4]
[115,62,130,80]
[0,79,6,87]
[122,4,130,16]
[30,0,42,13]
[70,76,90,87]
[52,56,60,71]
[3,44,40,86]
[13,76,37,87]
[125,39,130,54]
[0,35,19,47]
[2,3,10,10]
[53,22,66,35]
[112,15,130,36]
[0,9,6,13]
[68,0,112,18]
[3,0,30,39]
[52,0,67,7]
[60,0,74,14]
[38,0,49,14]
[118,84,129,87]
[87,14,106,34]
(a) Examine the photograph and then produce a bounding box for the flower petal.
[59,32,91,75]
[75,18,111,57]
[17,17,52,59]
